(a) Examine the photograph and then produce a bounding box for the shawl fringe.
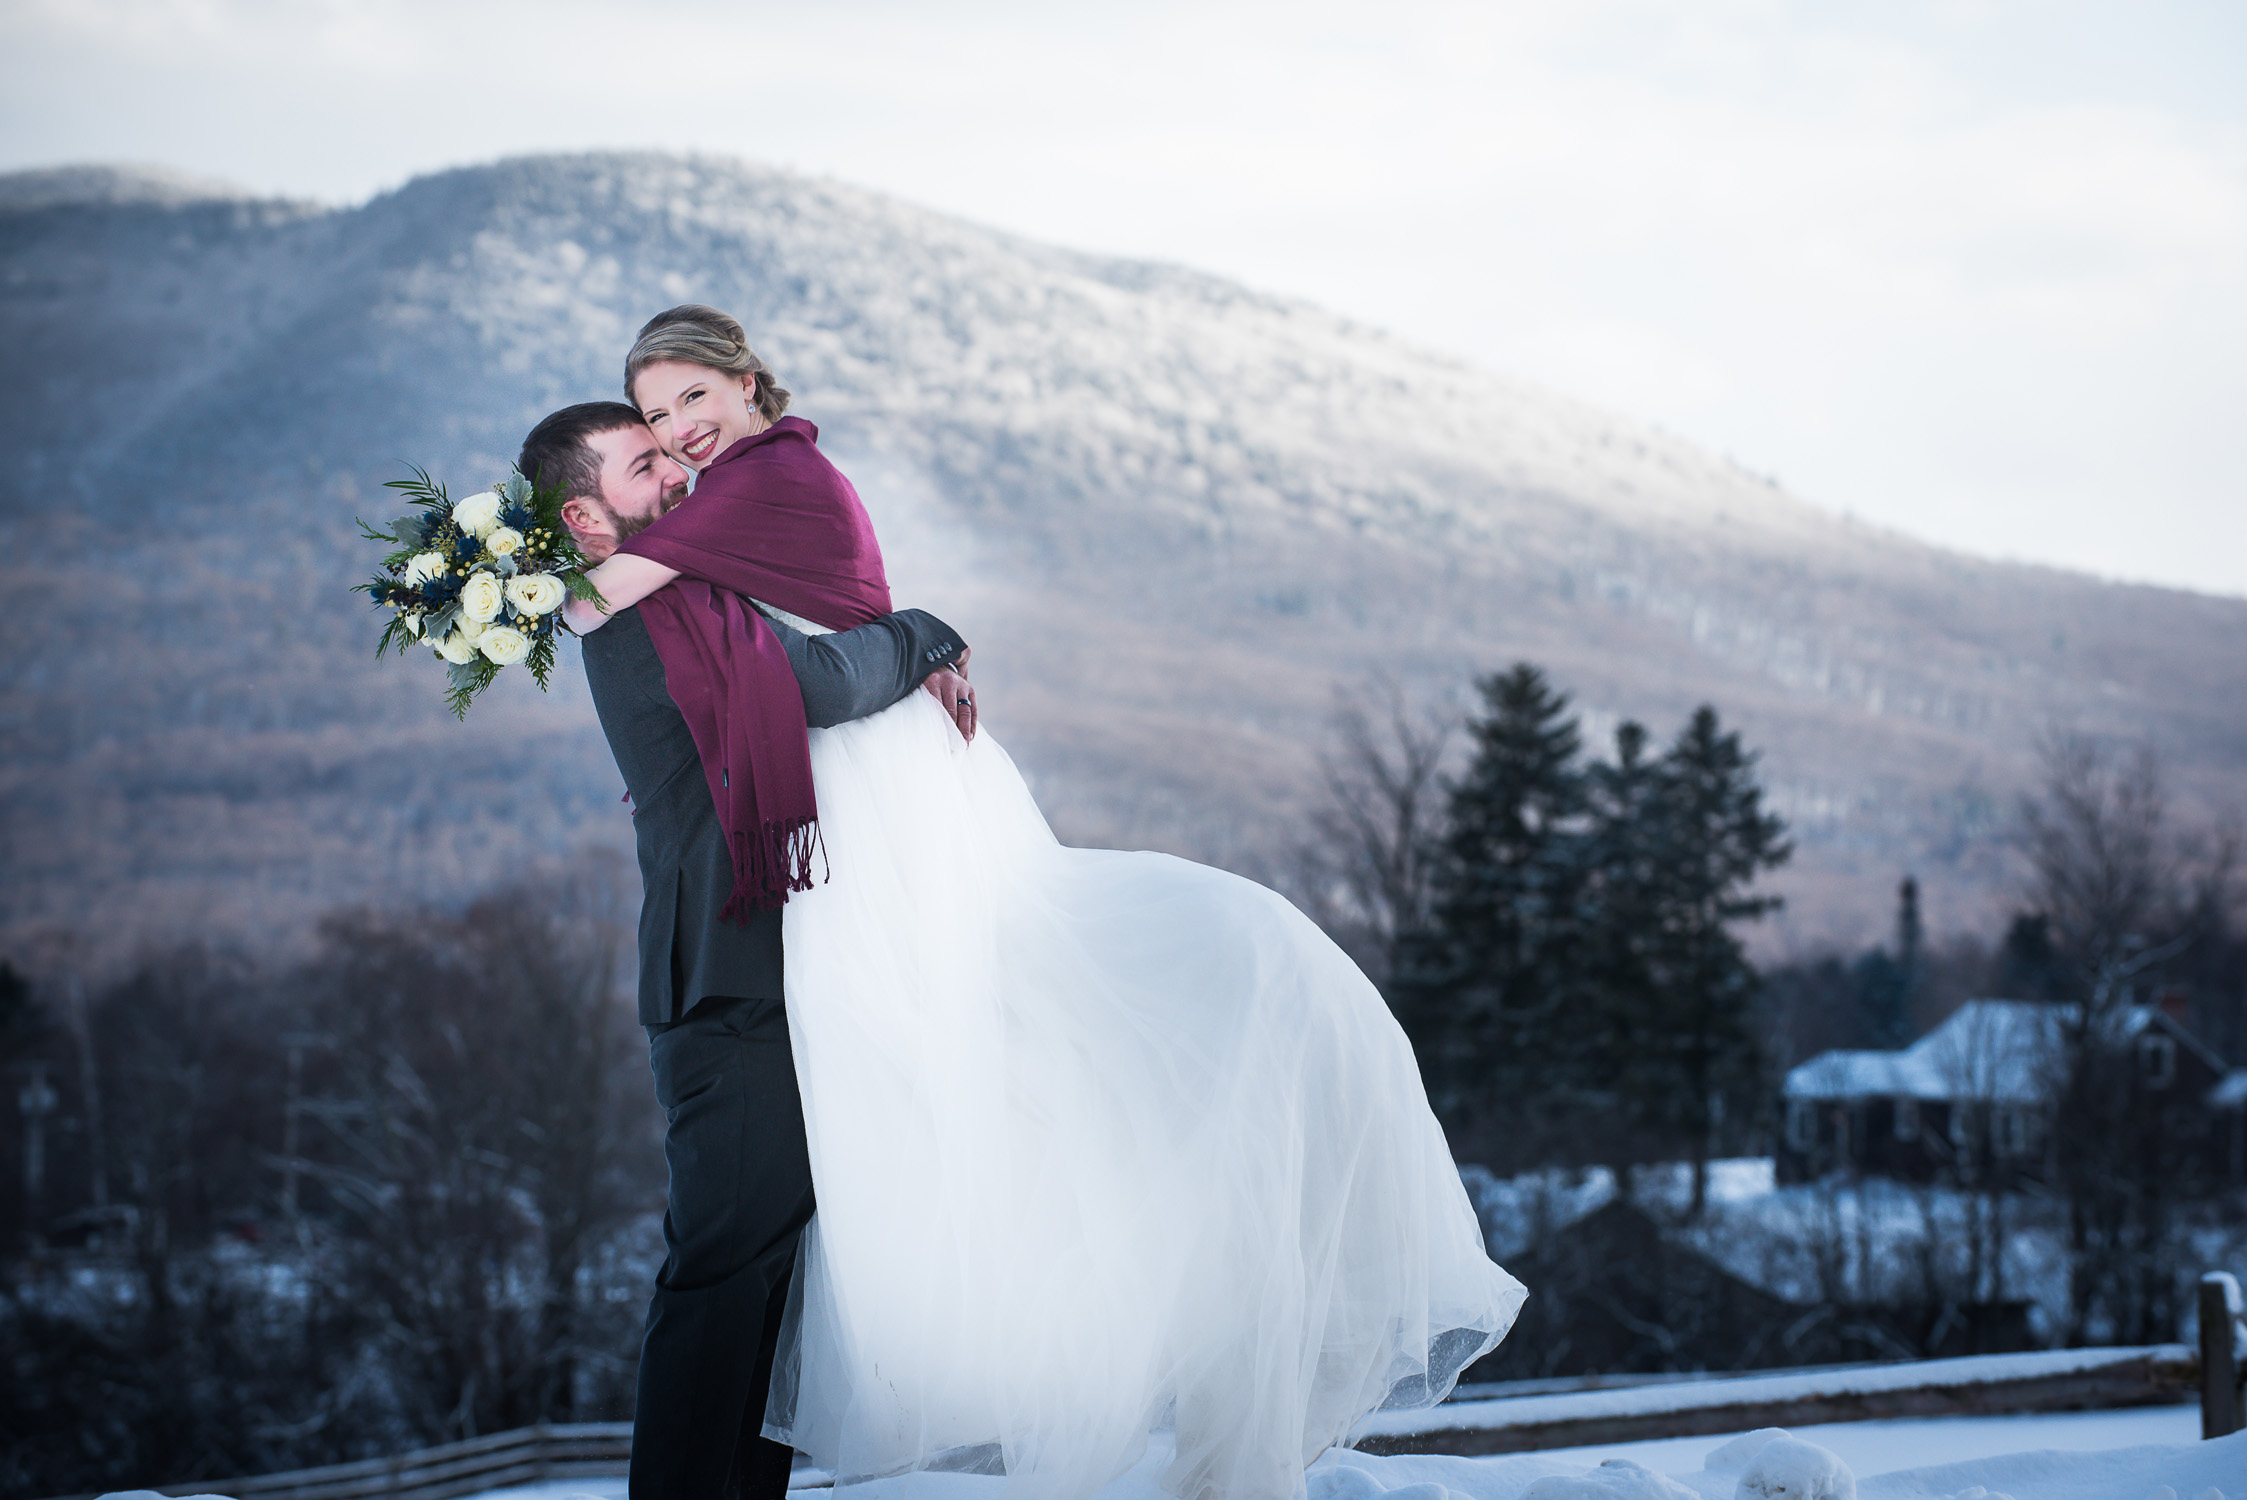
[721,816,830,921]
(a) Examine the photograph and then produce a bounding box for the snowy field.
[336,1411,2238,1500]
[1514,1403,2198,1471]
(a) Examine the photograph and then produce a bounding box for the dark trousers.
[632,993,815,1500]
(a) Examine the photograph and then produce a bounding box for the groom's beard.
[599,483,686,543]
[607,503,658,543]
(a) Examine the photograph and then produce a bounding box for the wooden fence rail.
[48,1423,634,1500]
[1350,1343,2201,1456]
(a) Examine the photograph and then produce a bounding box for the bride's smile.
[632,357,771,469]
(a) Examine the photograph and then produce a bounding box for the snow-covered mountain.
[3,152,2241,953]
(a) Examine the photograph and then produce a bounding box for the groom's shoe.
[727,1434,796,1500]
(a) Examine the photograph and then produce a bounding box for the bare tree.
[296,865,657,1441]
[1,864,660,1496]
[1918,997,2050,1327]
[2015,733,2237,1343]
[0,947,385,1496]
[2021,738,2187,995]
[1293,680,1454,986]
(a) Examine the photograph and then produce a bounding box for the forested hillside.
[4,153,2243,955]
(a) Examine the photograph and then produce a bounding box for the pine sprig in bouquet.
[357,470,602,718]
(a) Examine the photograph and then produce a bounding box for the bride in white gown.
[590,307,1524,1500]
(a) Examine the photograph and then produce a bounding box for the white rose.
[485,526,525,559]
[459,570,506,624]
[506,573,567,616]
[402,550,446,586]
[432,630,478,664]
[453,611,490,642]
[478,625,532,666]
[402,611,425,638]
[452,490,503,538]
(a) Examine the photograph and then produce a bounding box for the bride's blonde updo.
[624,304,792,423]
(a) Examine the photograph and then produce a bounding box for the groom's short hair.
[517,401,647,503]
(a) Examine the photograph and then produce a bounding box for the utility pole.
[17,1063,57,1243]
[281,1034,308,1221]
[278,1030,332,1246]
[68,976,108,1218]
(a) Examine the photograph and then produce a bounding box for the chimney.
[2154,985,2191,1025]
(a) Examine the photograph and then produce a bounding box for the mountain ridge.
[2,151,2240,959]
[0,162,270,210]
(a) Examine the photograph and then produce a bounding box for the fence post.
[2203,1270,2244,1439]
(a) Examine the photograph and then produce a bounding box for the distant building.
[1777,996,2247,1188]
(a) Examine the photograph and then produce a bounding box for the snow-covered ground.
[101,1353,2217,1500]
[1519,1403,2197,1471]
[416,1416,2237,1500]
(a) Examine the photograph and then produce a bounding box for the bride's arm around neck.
[565,552,679,633]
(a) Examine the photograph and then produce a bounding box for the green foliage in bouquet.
[356,469,605,719]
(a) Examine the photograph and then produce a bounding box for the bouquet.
[357,470,601,717]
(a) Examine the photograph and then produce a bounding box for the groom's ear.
[560,495,617,562]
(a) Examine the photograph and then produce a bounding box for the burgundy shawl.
[617,417,893,918]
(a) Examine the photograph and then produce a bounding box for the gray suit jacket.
[582,601,967,1026]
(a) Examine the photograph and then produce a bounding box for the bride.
[572,305,1523,1500]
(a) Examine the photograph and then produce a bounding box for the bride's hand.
[562,594,607,634]
[570,553,680,635]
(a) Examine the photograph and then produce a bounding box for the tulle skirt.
[769,691,1525,1500]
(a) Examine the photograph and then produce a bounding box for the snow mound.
[1523,1458,1703,1499]
[1310,1446,1606,1500]
[1703,1431,1855,1500]
[1312,1452,1486,1500]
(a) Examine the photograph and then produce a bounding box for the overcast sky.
[5,0,2242,596]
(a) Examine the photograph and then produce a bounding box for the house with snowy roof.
[1777,996,2247,1188]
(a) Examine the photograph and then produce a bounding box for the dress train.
[766,689,1524,1500]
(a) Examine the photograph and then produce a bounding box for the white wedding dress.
[764,614,1525,1500]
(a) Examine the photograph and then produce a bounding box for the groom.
[518,402,972,1500]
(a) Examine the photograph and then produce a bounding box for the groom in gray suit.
[519,402,972,1500]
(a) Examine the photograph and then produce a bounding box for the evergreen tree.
[1627,706,1791,1213]
[1393,664,1588,1130]
[1389,672,1789,1191]
[1576,719,1673,1153]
